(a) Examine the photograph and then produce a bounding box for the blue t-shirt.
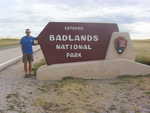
[20,36,36,54]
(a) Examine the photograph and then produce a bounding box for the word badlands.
[49,34,99,42]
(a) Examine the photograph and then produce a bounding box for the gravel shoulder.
[0,51,150,113]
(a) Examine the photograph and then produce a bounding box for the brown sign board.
[38,22,119,65]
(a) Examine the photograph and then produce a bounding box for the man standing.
[20,29,37,78]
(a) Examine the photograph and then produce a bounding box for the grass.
[144,91,150,95]
[117,74,150,80]
[32,59,46,75]
[0,38,19,48]
[133,40,150,65]
[33,75,150,113]
[33,77,97,113]
[58,77,87,88]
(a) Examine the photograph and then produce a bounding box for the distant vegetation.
[133,40,150,65]
[0,38,19,49]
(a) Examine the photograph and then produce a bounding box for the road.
[0,46,40,66]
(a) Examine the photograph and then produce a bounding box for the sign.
[38,22,119,65]
[115,36,127,54]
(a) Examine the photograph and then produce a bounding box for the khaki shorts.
[22,54,33,63]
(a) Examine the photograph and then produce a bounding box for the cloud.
[121,22,150,39]
[0,0,150,39]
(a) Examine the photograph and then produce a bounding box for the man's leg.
[23,54,28,77]
[24,62,28,74]
[28,54,33,75]
[29,61,32,75]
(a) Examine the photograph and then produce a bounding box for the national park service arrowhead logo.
[115,36,127,54]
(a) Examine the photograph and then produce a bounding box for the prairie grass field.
[133,40,150,65]
[0,38,19,49]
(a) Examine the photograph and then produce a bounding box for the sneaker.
[28,74,36,79]
[24,74,29,78]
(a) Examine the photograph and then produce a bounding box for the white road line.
[0,56,22,71]
[0,56,22,66]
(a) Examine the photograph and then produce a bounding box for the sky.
[0,0,150,39]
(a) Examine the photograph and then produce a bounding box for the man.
[20,29,37,78]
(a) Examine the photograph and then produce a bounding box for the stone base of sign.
[36,59,150,80]
[36,32,149,80]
